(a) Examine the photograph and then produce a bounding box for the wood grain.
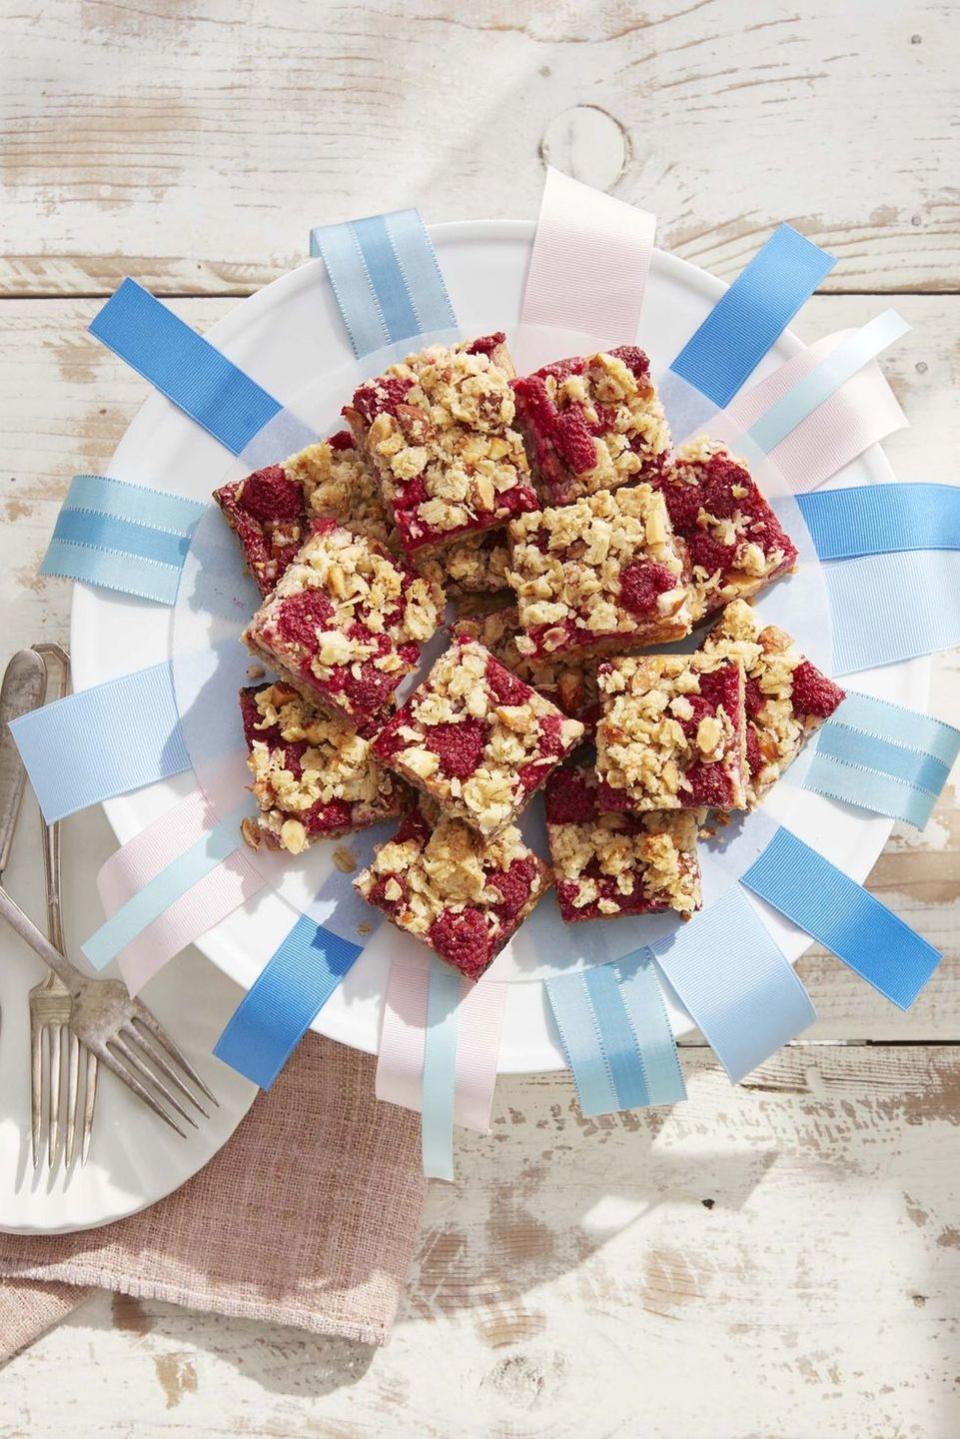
[1,0,958,297]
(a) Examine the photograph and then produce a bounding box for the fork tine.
[123,1025,210,1118]
[30,1023,42,1167]
[80,1051,98,1165]
[130,1008,218,1106]
[64,1031,80,1168]
[99,1043,188,1138]
[109,1035,199,1131]
[47,1024,61,1168]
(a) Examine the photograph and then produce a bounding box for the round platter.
[71,220,927,1075]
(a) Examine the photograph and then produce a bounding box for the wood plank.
[0,291,957,1042]
[1,0,958,296]
[1,1048,958,1435]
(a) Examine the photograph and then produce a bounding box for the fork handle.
[0,883,84,997]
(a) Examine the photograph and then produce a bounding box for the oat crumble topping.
[698,599,845,808]
[507,484,693,661]
[451,604,598,727]
[373,636,584,837]
[596,652,748,812]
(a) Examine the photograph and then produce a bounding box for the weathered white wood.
[1,0,958,296]
[2,1050,959,1437]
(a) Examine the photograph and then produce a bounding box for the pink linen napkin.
[0,1035,425,1363]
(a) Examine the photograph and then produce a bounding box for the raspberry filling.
[619,560,676,617]
[685,761,735,808]
[790,660,845,718]
[465,332,506,358]
[238,466,304,522]
[328,429,355,452]
[277,588,336,647]
[428,907,493,982]
[485,655,533,707]
[487,856,537,924]
[349,375,414,424]
[304,797,354,835]
[553,408,600,474]
[545,767,597,825]
[424,719,486,780]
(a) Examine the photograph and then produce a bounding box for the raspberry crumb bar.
[656,438,798,620]
[373,636,584,838]
[512,347,670,507]
[441,529,512,597]
[214,432,390,595]
[242,521,443,729]
[545,766,702,922]
[507,485,693,663]
[699,599,845,808]
[596,653,748,812]
[239,683,407,854]
[343,333,539,557]
[354,798,552,981]
[452,605,598,728]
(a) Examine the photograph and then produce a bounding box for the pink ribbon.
[97,790,262,994]
[376,956,507,1132]
[521,166,656,346]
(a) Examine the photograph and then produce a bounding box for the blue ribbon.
[39,474,205,604]
[546,951,686,1117]
[421,959,461,1181]
[310,209,456,358]
[82,804,249,971]
[214,915,364,1089]
[799,483,960,561]
[9,661,191,823]
[747,309,909,454]
[742,827,941,1009]
[650,885,817,1082]
[664,224,835,420]
[798,691,960,830]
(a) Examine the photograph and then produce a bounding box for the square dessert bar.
[452,605,599,730]
[596,653,748,812]
[214,431,391,595]
[699,599,846,808]
[512,346,671,507]
[354,797,552,981]
[373,636,584,838]
[242,521,443,729]
[655,438,798,620]
[239,683,407,854]
[342,333,539,557]
[545,766,702,923]
[507,484,693,664]
[440,529,512,597]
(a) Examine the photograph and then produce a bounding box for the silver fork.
[28,644,99,1169]
[0,885,217,1138]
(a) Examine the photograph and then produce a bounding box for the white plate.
[72,221,927,1075]
[0,792,256,1234]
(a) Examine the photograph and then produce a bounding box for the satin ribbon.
[660,224,836,437]
[9,661,190,823]
[545,949,686,1117]
[520,166,656,346]
[311,209,456,356]
[420,959,462,1181]
[797,691,960,830]
[40,474,205,604]
[742,827,941,1009]
[214,915,364,1090]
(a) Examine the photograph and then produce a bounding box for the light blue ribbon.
[213,915,364,1089]
[650,885,817,1082]
[660,224,835,435]
[747,309,909,453]
[798,691,960,830]
[421,959,461,1181]
[799,483,960,561]
[9,661,191,823]
[40,474,205,604]
[310,209,456,357]
[742,827,941,1009]
[546,950,686,1117]
[82,803,250,971]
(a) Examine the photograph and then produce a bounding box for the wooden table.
[1,2,958,1433]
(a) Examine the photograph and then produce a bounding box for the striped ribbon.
[797,691,960,830]
[742,827,941,1009]
[310,209,456,356]
[660,224,836,438]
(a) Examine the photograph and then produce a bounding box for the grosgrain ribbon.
[9,661,191,823]
[660,224,836,437]
[40,474,205,604]
[797,691,960,830]
[311,209,456,357]
[742,827,941,1009]
[520,166,656,346]
[545,950,686,1117]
